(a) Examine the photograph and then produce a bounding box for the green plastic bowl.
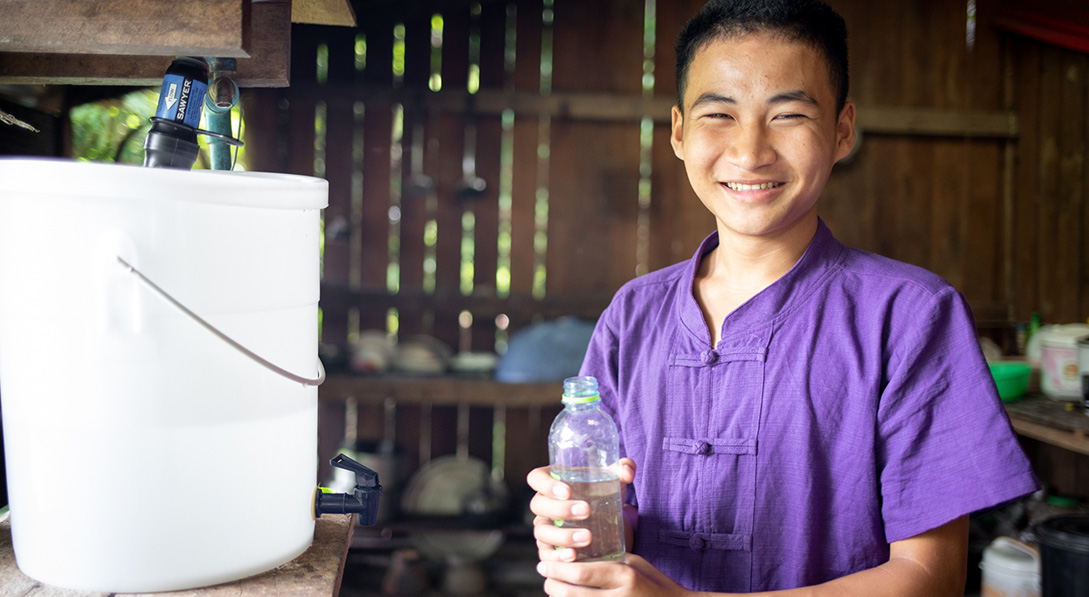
[989,361,1031,403]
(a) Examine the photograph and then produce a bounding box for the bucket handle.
[117,257,326,386]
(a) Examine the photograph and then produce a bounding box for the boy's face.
[671,33,855,243]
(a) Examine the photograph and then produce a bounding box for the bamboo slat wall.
[241,0,1089,494]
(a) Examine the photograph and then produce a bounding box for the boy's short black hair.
[675,0,849,115]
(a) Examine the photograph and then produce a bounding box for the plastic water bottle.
[548,376,626,562]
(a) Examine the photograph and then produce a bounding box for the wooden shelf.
[319,374,561,409]
[0,514,355,596]
[1006,394,1089,456]
[0,0,292,87]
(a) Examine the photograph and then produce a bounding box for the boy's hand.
[526,458,637,562]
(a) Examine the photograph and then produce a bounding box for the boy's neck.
[705,216,818,292]
[692,216,818,347]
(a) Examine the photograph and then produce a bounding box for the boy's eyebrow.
[690,92,735,110]
[769,90,819,106]
[689,90,819,109]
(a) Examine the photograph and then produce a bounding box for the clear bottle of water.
[548,376,626,562]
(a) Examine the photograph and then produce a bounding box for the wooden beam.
[857,106,1019,139]
[290,84,1021,138]
[1011,417,1089,456]
[0,1,290,87]
[0,0,250,57]
[292,0,356,27]
[320,283,613,324]
[320,376,559,408]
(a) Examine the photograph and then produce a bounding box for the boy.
[527,0,1038,594]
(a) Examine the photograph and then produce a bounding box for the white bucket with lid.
[981,536,1041,597]
[1037,324,1089,400]
[0,158,326,592]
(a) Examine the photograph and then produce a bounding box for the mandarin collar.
[676,219,847,347]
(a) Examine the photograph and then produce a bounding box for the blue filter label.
[154,74,207,128]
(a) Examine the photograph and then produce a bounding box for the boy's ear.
[671,105,685,160]
[834,102,856,162]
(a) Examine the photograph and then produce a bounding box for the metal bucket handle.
[117,256,326,386]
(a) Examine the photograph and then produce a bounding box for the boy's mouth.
[724,181,783,191]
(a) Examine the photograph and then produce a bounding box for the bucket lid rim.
[0,158,328,210]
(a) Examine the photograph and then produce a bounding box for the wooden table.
[0,514,355,596]
[1005,393,1089,456]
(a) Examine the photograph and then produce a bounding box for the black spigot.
[315,453,382,526]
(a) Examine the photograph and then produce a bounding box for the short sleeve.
[877,287,1039,543]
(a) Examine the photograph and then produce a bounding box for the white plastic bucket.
[1038,324,1089,400]
[0,158,327,592]
[981,536,1041,597]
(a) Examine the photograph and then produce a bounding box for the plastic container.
[1037,516,1089,597]
[990,361,1032,402]
[0,158,326,592]
[1037,324,1089,400]
[548,376,626,562]
[980,536,1040,597]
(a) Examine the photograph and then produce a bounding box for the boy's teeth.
[727,182,779,191]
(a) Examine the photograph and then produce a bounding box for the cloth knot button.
[700,350,717,364]
[689,535,708,551]
[697,441,712,455]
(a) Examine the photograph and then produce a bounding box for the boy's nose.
[726,125,776,170]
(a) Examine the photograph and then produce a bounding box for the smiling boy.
[527,0,1038,595]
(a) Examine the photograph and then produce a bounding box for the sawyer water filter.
[143,57,209,169]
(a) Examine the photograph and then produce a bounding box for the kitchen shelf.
[0,514,355,596]
[1005,394,1089,456]
[319,375,560,408]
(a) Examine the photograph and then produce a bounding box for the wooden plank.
[320,375,559,408]
[470,111,503,350]
[654,0,708,107]
[855,107,1018,138]
[430,7,470,350]
[1011,418,1089,457]
[508,0,544,309]
[320,284,612,322]
[287,84,1019,137]
[292,0,356,27]
[1012,38,1042,324]
[0,0,250,57]
[0,514,354,596]
[0,0,290,87]
[1051,49,1086,322]
[648,119,710,271]
[547,0,643,298]
[507,114,541,306]
[928,137,967,290]
[322,94,357,347]
[357,15,395,335]
[1036,44,1066,322]
[394,21,435,339]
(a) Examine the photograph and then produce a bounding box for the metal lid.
[1036,515,1089,555]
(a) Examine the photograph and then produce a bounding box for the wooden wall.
[239,0,1089,495]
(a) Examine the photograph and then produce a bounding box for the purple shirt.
[581,220,1038,592]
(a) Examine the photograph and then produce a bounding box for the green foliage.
[69,88,248,170]
[69,89,158,165]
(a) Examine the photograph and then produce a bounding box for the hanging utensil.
[405,92,434,197]
[456,93,487,201]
